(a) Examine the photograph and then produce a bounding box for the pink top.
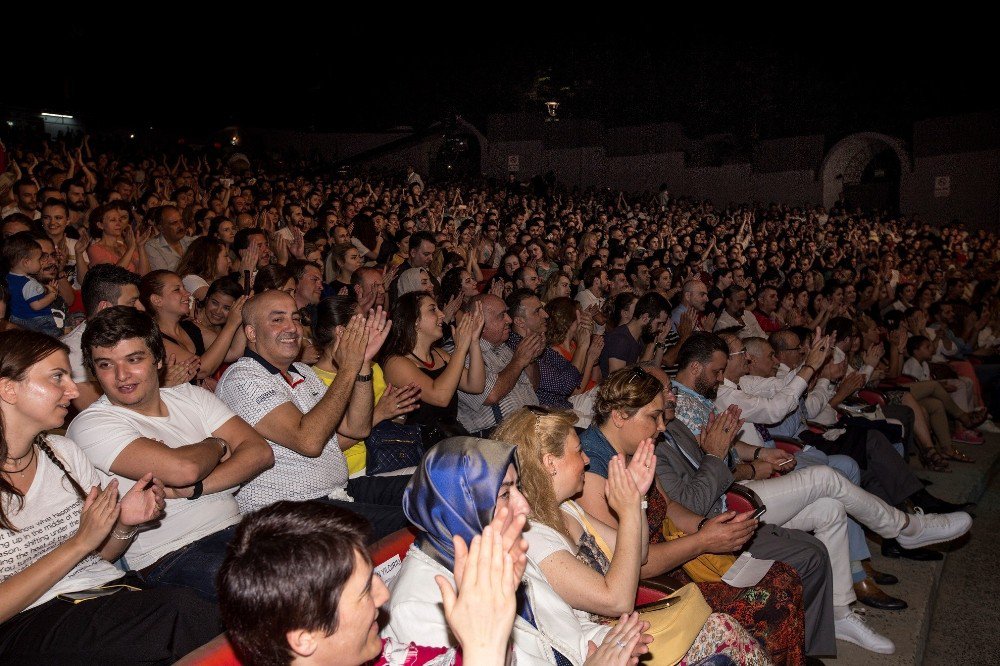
[88,241,140,274]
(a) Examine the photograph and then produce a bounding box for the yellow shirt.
[311,363,386,475]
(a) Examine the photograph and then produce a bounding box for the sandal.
[941,447,975,464]
[918,447,950,472]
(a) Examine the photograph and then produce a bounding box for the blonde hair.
[494,407,579,542]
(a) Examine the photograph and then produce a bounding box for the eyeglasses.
[728,350,746,357]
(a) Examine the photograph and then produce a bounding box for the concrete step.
[823,433,1000,665]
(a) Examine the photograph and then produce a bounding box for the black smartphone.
[243,270,252,297]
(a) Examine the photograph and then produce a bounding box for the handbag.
[366,420,424,476]
[661,517,736,583]
[629,583,713,666]
[565,503,712,665]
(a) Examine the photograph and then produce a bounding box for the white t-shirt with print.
[0,435,122,611]
[66,383,241,569]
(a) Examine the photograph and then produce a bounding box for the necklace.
[410,351,435,369]
[3,445,36,477]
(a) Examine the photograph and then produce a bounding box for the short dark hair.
[82,306,165,375]
[81,263,142,316]
[907,335,930,358]
[205,276,244,303]
[218,501,370,666]
[506,288,539,319]
[2,231,41,266]
[409,231,436,252]
[287,259,322,282]
[150,204,180,228]
[233,227,266,253]
[632,292,669,323]
[676,332,730,372]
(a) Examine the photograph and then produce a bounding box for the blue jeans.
[794,447,871,576]
[137,524,238,602]
[9,314,60,337]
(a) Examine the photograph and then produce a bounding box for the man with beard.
[1,179,40,220]
[599,292,670,376]
[59,177,93,229]
[31,234,75,332]
[146,205,196,272]
[713,285,766,338]
[657,332,973,655]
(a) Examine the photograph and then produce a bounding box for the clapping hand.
[118,472,166,526]
[624,438,656,494]
[606,455,644,518]
[363,306,392,362]
[373,383,422,423]
[585,612,652,666]
[163,353,200,387]
[698,405,743,458]
[332,313,369,374]
[74,480,121,553]
[436,525,519,664]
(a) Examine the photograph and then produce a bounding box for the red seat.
[857,389,887,407]
[725,483,764,515]
[174,635,240,666]
[370,527,418,565]
[771,436,804,456]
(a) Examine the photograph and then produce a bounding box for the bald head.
[243,289,297,328]
[682,278,709,312]
[473,293,512,344]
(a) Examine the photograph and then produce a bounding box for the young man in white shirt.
[67,306,273,600]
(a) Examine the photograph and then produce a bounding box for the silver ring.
[615,640,627,649]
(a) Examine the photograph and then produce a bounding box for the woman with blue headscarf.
[385,437,739,666]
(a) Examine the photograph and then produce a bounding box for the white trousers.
[742,465,907,606]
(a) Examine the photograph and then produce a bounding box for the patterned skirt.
[672,561,805,666]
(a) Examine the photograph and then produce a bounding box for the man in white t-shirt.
[216,290,410,542]
[67,306,273,600]
[63,263,147,411]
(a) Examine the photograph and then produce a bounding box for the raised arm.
[252,313,368,456]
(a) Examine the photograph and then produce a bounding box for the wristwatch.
[356,371,373,383]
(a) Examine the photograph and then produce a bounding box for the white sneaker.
[835,610,895,654]
[896,508,973,550]
[977,420,1000,434]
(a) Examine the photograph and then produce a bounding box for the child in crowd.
[2,231,59,336]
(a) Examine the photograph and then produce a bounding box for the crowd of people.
[0,133,997,665]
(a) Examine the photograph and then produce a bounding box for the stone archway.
[820,132,911,210]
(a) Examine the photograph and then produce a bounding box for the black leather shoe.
[854,578,908,610]
[881,537,943,561]
[862,560,899,585]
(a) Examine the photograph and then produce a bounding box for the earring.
[550,469,557,477]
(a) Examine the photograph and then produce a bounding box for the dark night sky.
[4,22,996,140]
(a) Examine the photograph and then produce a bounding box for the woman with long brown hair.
[139,270,245,384]
[0,331,217,663]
